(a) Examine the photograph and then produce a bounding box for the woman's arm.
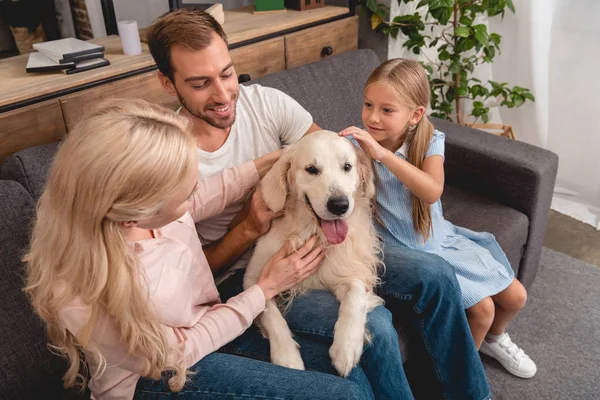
[188,151,282,223]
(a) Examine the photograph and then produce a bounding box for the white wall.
[490,0,600,229]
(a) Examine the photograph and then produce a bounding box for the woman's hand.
[257,235,324,301]
[339,126,390,161]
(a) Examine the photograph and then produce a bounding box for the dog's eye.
[343,163,352,172]
[305,165,320,175]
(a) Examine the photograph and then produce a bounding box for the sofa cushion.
[0,180,84,399]
[442,185,529,273]
[250,49,380,133]
[0,142,60,201]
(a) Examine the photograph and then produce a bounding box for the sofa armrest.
[432,117,559,287]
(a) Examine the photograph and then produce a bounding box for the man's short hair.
[146,8,228,82]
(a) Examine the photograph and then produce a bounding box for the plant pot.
[465,123,516,140]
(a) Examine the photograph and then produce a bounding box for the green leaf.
[365,0,379,13]
[438,49,451,60]
[482,112,489,123]
[512,94,525,108]
[506,0,516,13]
[523,92,535,102]
[483,45,496,61]
[473,101,484,108]
[430,112,448,120]
[456,38,475,52]
[490,33,501,46]
[490,81,504,90]
[430,0,453,7]
[455,26,471,38]
[457,86,468,96]
[450,61,462,73]
[416,0,429,8]
[459,16,473,26]
[424,64,434,74]
[430,6,452,25]
[473,24,488,45]
[413,47,421,54]
[440,102,453,114]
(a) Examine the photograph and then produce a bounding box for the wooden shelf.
[0,6,349,111]
[223,6,348,45]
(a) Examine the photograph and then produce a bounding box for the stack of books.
[26,38,110,74]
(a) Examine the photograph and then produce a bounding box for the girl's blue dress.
[350,131,514,308]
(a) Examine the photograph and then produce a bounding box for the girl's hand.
[339,126,389,161]
[257,235,324,301]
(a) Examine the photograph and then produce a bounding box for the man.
[147,9,491,400]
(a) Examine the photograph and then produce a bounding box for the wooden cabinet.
[60,71,178,132]
[231,37,286,82]
[0,99,66,161]
[0,6,358,162]
[285,16,358,69]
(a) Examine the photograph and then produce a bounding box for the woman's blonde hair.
[366,59,435,241]
[24,98,196,391]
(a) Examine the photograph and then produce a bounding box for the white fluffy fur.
[243,130,384,377]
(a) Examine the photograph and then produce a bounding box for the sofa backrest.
[251,49,380,133]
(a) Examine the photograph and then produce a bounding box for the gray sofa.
[0,48,558,399]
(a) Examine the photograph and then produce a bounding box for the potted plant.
[360,0,534,137]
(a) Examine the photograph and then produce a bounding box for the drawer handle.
[238,74,252,83]
[321,46,334,57]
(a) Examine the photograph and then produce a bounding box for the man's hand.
[240,186,283,240]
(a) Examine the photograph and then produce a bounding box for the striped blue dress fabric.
[349,131,514,308]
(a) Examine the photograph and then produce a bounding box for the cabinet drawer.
[231,37,285,82]
[284,16,358,70]
[59,71,179,132]
[0,99,66,162]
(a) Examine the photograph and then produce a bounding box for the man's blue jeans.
[134,351,373,399]
[378,244,491,400]
[218,275,413,400]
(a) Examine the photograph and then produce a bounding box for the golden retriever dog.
[244,130,384,377]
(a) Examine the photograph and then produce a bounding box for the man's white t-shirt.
[192,83,313,245]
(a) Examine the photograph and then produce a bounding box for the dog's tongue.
[320,219,349,245]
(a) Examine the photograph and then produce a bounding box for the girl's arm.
[188,150,281,223]
[340,126,444,205]
[379,152,444,205]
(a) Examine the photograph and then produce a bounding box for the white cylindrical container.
[117,20,142,56]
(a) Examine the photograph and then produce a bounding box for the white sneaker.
[480,333,537,378]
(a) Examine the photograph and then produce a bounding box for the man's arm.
[303,122,322,137]
[203,152,283,273]
[203,217,260,274]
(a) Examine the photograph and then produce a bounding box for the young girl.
[340,59,537,379]
[23,99,385,400]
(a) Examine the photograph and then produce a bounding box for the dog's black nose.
[327,196,349,215]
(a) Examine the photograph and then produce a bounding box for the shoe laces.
[498,333,526,360]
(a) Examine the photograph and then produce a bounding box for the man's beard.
[176,90,237,130]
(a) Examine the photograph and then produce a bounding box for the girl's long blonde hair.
[366,59,435,241]
[24,98,196,391]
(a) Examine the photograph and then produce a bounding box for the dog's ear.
[260,148,293,212]
[355,146,376,200]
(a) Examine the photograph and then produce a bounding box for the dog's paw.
[329,327,364,377]
[270,340,305,371]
